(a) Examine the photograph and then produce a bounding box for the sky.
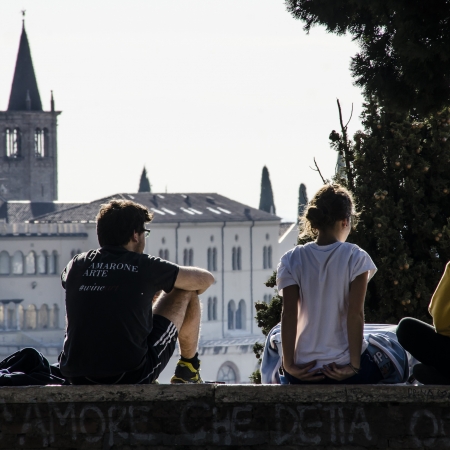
[0,0,365,222]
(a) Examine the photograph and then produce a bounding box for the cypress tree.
[298,183,308,221]
[259,166,276,214]
[138,167,151,193]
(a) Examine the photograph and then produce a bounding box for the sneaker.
[170,359,203,384]
[413,364,450,385]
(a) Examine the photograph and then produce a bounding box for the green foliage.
[138,167,151,193]
[333,100,450,322]
[255,296,283,336]
[285,0,450,115]
[259,166,276,214]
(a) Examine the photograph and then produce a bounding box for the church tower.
[0,21,60,202]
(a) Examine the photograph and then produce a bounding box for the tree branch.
[309,157,327,184]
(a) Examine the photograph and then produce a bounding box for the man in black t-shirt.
[59,199,214,384]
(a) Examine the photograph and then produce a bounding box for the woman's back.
[277,241,376,369]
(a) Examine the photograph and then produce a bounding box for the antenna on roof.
[21,9,26,26]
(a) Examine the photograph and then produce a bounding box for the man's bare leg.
[153,288,200,359]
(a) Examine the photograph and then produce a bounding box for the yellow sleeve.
[429,262,450,337]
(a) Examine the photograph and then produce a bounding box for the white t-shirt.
[276,241,377,370]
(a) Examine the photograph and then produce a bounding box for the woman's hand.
[283,360,326,382]
[321,362,357,381]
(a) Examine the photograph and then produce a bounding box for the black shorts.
[69,315,178,385]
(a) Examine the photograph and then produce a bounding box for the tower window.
[35,128,48,157]
[5,128,21,158]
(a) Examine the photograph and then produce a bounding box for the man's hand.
[321,362,356,381]
[174,267,215,294]
[283,360,326,382]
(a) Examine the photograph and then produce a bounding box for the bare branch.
[344,103,354,129]
[309,157,327,184]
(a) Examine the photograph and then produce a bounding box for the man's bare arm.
[174,267,215,294]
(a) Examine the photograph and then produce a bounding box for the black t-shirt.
[59,246,179,378]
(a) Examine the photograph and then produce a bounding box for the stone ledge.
[1,384,450,449]
[1,383,450,404]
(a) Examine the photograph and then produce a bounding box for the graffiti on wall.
[0,398,447,448]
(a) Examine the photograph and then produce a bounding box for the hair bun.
[306,206,328,229]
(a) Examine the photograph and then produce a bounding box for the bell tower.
[0,20,60,202]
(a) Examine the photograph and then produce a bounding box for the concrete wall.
[0,384,449,449]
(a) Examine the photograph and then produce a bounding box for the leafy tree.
[138,167,151,193]
[332,100,450,323]
[259,166,276,214]
[285,0,450,115]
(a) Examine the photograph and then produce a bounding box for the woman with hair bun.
[277,183,382,384]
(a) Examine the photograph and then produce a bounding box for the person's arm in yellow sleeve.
[429,262,450,337]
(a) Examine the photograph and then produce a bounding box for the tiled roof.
[31,193,281,224]
[0,201,81,224]
[279,222,295,237]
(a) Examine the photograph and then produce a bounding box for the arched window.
[5,128,21,157]
[159,249,164,258]
[25,251,36,275]
[227,300,236,330]
[37,251,47,274]
[4,128,11,156]
[12,251,24,275]
[164,249,169,260]
[268,245,272,269]
[6,304,15,330]
[213,297,217,320]
[17,304,24,330]
[25,305,37,330]
[34,128,48,157]
[264,294,272,304]
[217,362,239,384]
[207,297,218,321]
[237,247,242,270]
[0,251,10,275]
[189,249,193,266]
[207,247,217,271]
[39,304,49,329]
[183,249,188,266]
[47,251,57,274]
[263,246,267,269]
[212,248,217,271]
[236,299,246,330]
[232,247,236,270]
[50,304,60,329]
[207,297,212,321]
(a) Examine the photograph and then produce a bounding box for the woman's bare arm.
[322,271,369,381]
[281,284,324,381]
